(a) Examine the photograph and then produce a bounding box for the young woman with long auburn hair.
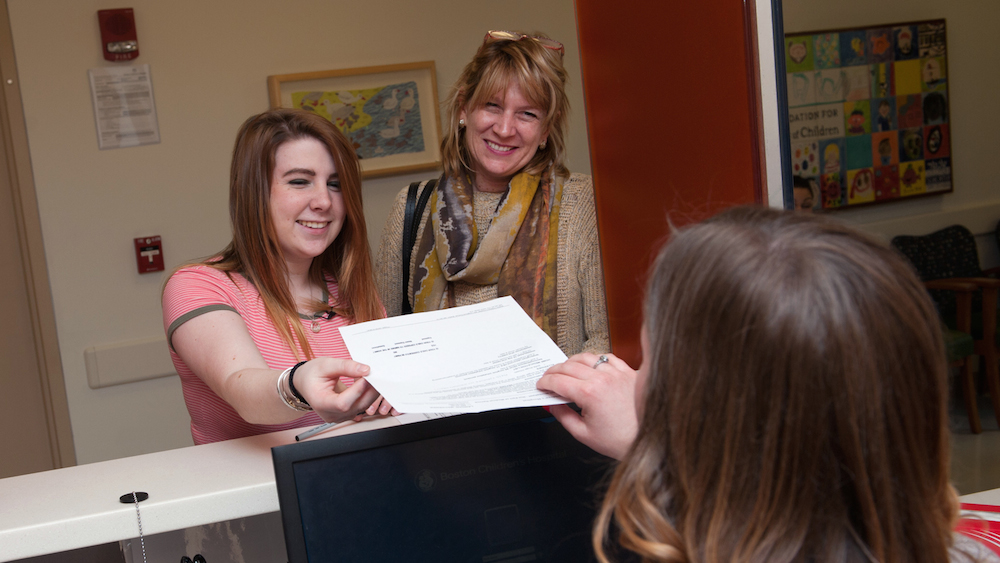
[538,207,997,563]
[163,109,393,445]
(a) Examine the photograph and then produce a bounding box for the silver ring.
[592,354,609,369]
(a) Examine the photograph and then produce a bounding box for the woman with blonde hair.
[375,31,608,356]
[538,207,996,562]
[163,109,393,445]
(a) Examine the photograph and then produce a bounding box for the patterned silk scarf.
[411,168,563,338]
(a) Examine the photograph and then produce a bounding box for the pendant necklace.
[298,286,334,332]
[306,310,335,332]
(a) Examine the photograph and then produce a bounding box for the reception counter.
[0,414,441,562]
[2,412,998,562]
[963,488,1000,507]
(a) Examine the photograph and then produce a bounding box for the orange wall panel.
[577,0,764,365]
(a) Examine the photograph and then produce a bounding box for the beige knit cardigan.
[374,172,609,356]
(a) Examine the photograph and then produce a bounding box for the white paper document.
[339,296,569,413]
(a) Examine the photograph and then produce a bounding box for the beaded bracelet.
[288,361,309,404]
[277,361,311,412]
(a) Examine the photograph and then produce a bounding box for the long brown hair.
[596,207,958,562]
[441,32,570,181]
[204,109,382,359]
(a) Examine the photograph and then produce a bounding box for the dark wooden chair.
[939,285,978,432]
[996,219,1000,262]
[892,225,1000,433]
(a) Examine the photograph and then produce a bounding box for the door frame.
[0,0,75,469]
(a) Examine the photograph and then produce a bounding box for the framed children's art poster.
[784,19,952,211]
[268,61,442,179]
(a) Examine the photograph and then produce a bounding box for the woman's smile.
[297,220,331,230]
[485,140,516,153]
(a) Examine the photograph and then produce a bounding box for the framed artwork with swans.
[784,19,951,210]
[268,61,442,179]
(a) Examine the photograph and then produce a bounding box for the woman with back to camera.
[375,30,608,356]
[163,109,394,445]
[537,207,997,562]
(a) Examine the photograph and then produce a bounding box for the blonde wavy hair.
[440,32,570,180]
[596,207,959,563]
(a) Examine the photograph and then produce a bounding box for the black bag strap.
[401,178,436,315]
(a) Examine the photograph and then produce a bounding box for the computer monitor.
[272,408,614,562]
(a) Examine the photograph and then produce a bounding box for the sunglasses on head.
[484,30,565,56]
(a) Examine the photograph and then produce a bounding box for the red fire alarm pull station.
[134,236,164,274]
[98,8,139,62]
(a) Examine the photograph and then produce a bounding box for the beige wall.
[6,0,588,464]
[783,0,1000,266]
[17,0,993,465]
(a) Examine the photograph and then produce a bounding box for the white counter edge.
[0,414,436,562]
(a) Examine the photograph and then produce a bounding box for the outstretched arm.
[536,352,638,460]
[172,310,383,424]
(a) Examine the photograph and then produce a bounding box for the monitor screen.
[272,408,614,562]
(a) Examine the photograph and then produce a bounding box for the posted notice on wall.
[88,64,161,150]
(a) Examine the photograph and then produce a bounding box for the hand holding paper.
[338,296,569,413]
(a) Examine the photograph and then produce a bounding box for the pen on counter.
[295,420,346,442]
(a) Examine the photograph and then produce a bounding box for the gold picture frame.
[268,61,442,179]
